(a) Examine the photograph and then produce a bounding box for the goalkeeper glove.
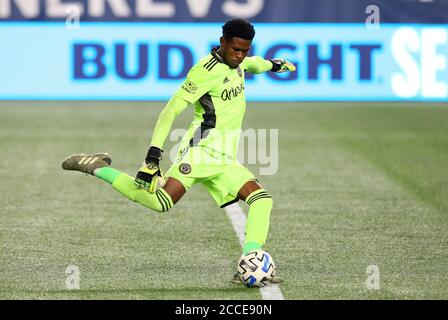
[270,58,296,73]
[135,146,163,193]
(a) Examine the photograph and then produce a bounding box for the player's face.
[220,37,252,68]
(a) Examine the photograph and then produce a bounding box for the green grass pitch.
[0,101,447,299]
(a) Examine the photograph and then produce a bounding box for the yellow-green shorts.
[164,146,256,208]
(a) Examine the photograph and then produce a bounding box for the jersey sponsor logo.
[221,83,245,101]
[182,80,197,94]
[179,163,192,174]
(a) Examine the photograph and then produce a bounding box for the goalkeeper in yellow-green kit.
[62,18,295,285]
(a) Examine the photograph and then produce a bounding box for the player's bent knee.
[154,189,174,212]
[141,198,173,213]
[154,201,174,213]
[129,189,174,213]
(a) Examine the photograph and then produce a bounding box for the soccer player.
[62,19,295,285]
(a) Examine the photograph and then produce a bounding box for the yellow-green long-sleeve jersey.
[150,48,273,160]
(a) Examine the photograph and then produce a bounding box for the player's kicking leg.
[61,153,185,212]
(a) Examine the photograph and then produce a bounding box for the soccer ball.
[237,250,276,287]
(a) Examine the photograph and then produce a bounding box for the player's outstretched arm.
[135,95,189,192]
[150,95,189,148]
[243,56,296,74]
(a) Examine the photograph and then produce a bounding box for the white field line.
[224,203,284,300]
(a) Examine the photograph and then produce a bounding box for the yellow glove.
[270,58,296,73]
[134,146,163,193]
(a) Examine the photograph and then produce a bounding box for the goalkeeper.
[62,19,295,285]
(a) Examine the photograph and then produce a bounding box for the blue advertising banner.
[0,23,447,101]
[0,0,446,23]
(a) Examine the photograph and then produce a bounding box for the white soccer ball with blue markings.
[237,250,276,287]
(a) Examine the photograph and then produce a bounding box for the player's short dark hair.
[222,19,255,41]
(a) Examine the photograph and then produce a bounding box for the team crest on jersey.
[179,163,192,174]
[182,80,197,94]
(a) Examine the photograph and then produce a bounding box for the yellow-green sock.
[112,173,173,212]
[243,189,273,255]
[95,167,173,212]
[94,167,121,184]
